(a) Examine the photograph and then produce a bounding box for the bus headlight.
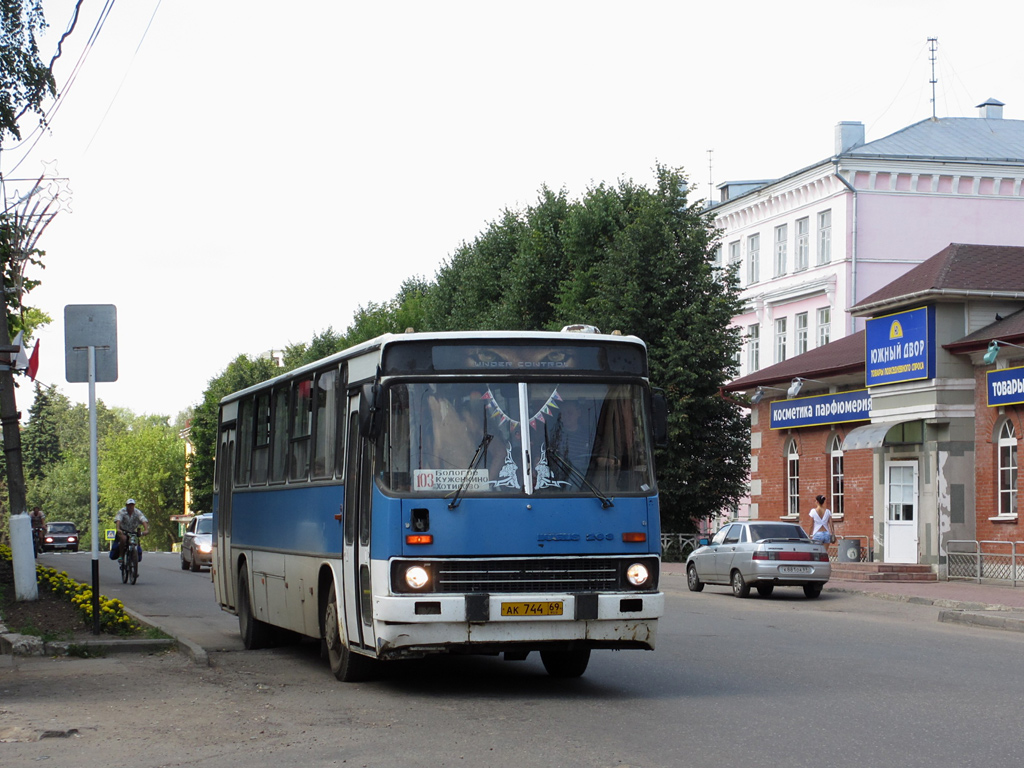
[405,565,430,590]
[625,563,650,587]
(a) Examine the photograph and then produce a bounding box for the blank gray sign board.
[65,304,118,383]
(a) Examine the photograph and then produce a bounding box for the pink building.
[711,98,1024,382]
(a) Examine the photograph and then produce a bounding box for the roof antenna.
[707,148,714,202]
[928,37,938,119]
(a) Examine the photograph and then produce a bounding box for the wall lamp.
[749,385,787,405]
[983,339,1024,365]
[787,377,827,398]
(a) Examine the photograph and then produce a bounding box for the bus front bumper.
[371,591,663,656]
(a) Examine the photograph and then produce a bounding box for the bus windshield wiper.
[546,447,614,509]
[447,433,493,509]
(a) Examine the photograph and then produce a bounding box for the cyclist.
[113,498,150,563]
[30,505,46,555]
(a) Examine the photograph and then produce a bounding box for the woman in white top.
[809,494,833,545]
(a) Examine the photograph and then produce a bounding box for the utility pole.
[1,174,65,600]
[928,37,939,119]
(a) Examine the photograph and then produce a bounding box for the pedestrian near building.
[809,494,834,545]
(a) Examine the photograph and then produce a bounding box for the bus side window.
[252,391,271,484]
[312,368,337,479]
[270,387,289,483]
[235,398,254,486]
[290,377,313,481]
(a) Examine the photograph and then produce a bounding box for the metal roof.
[844,117,1024,163]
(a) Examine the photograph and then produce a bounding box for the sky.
[4,0,1024,420]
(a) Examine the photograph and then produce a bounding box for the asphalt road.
[10,551,1024,768]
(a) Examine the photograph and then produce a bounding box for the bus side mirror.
[359,382,381,438]
[652,390,668,448]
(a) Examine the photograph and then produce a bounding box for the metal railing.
[946,540,1024,585]
[662,533,874,564]
[660,534,703,563]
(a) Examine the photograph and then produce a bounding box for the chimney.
[976,98,1005,119]
[835,121,865,154]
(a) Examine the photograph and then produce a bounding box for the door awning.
[841,421,908,451]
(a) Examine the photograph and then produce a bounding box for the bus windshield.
[383,381,654,497]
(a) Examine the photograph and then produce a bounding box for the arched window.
[998,421,1017,517]
[786,439,800,518]
[829,434,845,518]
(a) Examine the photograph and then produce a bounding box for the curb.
[937,609,1024,632]
[124,607,209,666]
[0,609,207,665]
[824,583,1024,633]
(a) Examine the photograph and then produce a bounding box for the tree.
[21,382,66,481]
[188,354,281,514]
[98,420,185,550]
[0,0,56,141]
[337,277,432,346]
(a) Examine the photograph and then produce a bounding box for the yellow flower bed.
[0,543,141,636]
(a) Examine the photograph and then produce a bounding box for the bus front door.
[343,398,377,654]
[214,424,235,610]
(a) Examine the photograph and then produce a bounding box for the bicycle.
[120,530,144,585]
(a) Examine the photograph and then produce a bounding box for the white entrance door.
[885,461,918,564]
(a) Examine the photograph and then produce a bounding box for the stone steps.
[831,562,938,582]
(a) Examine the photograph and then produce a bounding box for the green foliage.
[98,420,185,549]
[0,0,55,142]
[342,277,432,345]
[282,327,345,370]
[20,387,185,550]
[188,354,281,513]
[22,382,65,480]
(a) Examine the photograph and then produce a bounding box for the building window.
[817,210,832,264]
[817,306,831,347]
[999,421,1017,517]
[747,233,760,284]
[795,217,809,271]
[728,240,742,284]
[774,224,788,277]
[748,323,760,372]
[830,434,845,518]
[775,317,787,363]
[713,245,722,268]
[787,440,800,518]
[795,312,809,356]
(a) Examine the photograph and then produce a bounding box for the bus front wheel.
[322,582,375,682]
[540,648,591,678]
[237,564,274,650]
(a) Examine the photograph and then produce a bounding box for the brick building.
[723,243,1024,568]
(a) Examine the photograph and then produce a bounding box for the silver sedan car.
[685,521,831,598]
[180,513,213,572]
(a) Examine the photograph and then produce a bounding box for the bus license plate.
[500,601,564,617]
[780,566,812,575]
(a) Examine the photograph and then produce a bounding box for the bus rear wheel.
[238,564,273,650]
[540,648,591,678]
[322,582,375,682]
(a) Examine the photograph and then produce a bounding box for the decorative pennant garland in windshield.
[482,387,562,431]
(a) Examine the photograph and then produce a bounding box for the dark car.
[180,514,213,572]
[42,521,80,553]
[685,521,831,598]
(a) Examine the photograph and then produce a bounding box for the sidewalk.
[661,561,1024,632]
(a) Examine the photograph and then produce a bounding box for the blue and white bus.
[212,327,667,680]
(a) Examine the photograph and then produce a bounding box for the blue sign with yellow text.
[770,389,872,429]
[865,307,934,387]
[987,365,1024,407]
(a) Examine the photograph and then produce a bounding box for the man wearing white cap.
[113,498,150,563]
